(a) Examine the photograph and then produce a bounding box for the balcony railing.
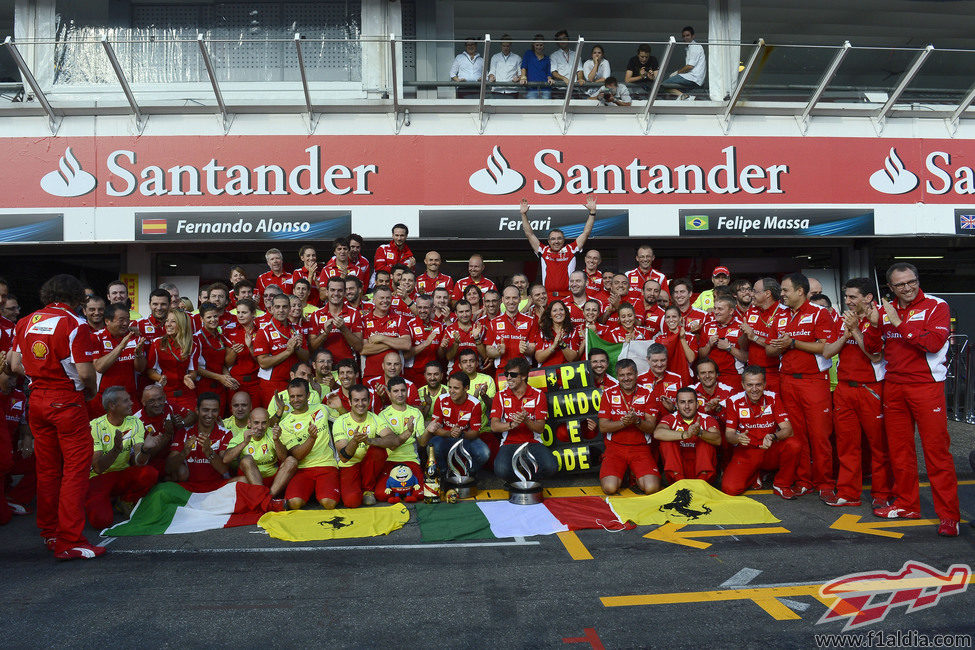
[3,34,975,136]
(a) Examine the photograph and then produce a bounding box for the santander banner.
[7,135,975,208]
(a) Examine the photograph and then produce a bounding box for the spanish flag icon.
[142,218,168,235]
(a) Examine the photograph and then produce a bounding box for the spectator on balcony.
[520,34,553,99]
[488,34,522,98]
[660,26,706,100]
[450,37,484,98]
[577,44,610,97]
[624,44,659,93]
[550,29,579,96]
[592,77,632,107]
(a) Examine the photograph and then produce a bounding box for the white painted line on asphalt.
[778,598,810,612]
[107,539,542,554]
[720,567,763,587]
[97,537,117,548]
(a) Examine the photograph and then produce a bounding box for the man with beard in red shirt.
[739,277,788,395]
[766,272,838,500]
[721,366,800,498]
[519,197,596,300]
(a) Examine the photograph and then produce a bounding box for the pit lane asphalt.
[2,422,974,649]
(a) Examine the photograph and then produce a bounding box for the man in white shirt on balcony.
[488,35,522,97]
[660,25,706,101]
[450,37,484,98]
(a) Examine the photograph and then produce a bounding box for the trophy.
[444,439,477,500]
[507,442,544,505]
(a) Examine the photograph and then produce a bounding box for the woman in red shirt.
[535,300,582,367]
[657,305,698,386]
[145,309,199,412]
[605,303,652,343]
[224,298,262,409]
[195,302,238,415]
[583,298,611,340]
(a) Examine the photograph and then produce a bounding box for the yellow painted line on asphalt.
[601,575,975,621]
[557,531,594,560]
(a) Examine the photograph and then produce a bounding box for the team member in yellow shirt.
[373,377,428,502]
[458,348,496,433]
[86,387,163,530]
[278,379,337,510]
[332,384,388,507]
[267,362,326,423]
[418,361,447,421]
[223,407,297,498]
[223,391,253,443]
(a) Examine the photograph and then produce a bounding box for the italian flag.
[414,497,633,542]
[102,482,272,536]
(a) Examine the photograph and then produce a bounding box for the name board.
[679,208,874,237]
[540,362,604,475]
[419,208,628,239]
[0,213,63,242]
[135,210,351,241]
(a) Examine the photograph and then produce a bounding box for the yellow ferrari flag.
[258,504,410,542]
[607,479,780,526]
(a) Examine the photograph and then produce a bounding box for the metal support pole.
[966,342,975,424]
[476,34,491,134]
[390,33,408,134]
[719,38,764,134]
[947,80,975,137]
[797,41,851,135]
[557,36,584,135]
[873,44,933,135]
[4,37,62,135]
[294,34,320,134]
[197,34,232,134]
[101,35,146,133]
[641,36,675,134]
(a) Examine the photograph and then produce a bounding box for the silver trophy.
[507,442,544,505]
[444,439,477,499]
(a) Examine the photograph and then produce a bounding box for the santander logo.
[468,146,525,195]
[40,147,97,197]
[869,147,919,195]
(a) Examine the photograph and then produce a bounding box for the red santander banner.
[5,135,975,208]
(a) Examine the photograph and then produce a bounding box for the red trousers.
[358,446,388,493]
[374,461,423,501]
[85,465,159,530]
[658,440,717,484]
[764,370,780,397]
[28,389,93,551]
[884,382,959,520]
[778,374,834,491]
[833,381,890,502]
[721,437,802,495]
[6,451,36,507]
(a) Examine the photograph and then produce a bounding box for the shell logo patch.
[739,408,750,418]
[31,341,49,359]
[102,433,112,443]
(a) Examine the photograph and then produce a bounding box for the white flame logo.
[869,147,918,195]
[40,147,97,198]
[468,146,525,195]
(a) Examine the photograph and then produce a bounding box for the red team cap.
[712,266,730,277]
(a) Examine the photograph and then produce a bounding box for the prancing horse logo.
[658,488,713,520]
[318,516,351,529]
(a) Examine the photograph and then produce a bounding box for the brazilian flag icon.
[685,214,709,231]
